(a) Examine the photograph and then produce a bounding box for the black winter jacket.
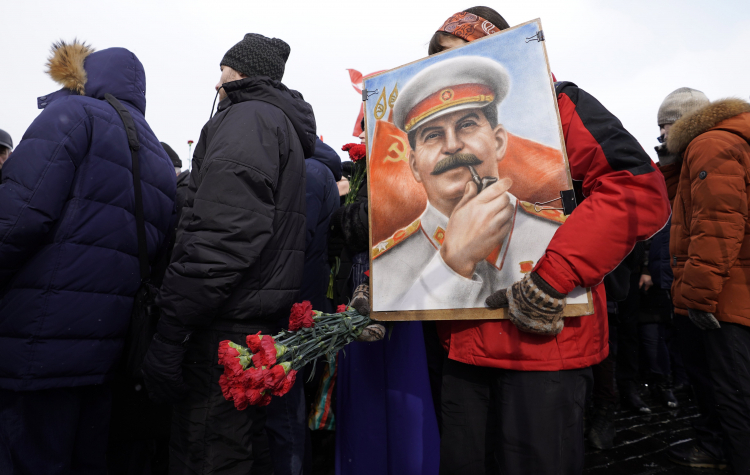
[175,169,190,221]
[301,139,341,313]
[156,76,316,340]
[329,173,369,305]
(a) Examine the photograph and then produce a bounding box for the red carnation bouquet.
[218,303,369,410]
[342,143,367,205]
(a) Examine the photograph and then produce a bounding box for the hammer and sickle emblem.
[383,134,409,163]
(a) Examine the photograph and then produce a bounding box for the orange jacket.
[668,99,750,326]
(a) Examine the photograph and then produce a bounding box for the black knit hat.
[220,33,290,82]
[161,142,182,168]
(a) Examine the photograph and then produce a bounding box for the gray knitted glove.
[356,324,386,342]
[350,283,385,342]
[350,283,370,316]
[688,308,721,330]
[486,272,566,336]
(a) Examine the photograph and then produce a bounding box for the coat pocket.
[671,255,688,268]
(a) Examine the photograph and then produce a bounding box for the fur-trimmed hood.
[46,40,94,95]
[41,40,147,114]
[667,98,750,155]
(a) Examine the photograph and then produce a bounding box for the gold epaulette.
[518,201,568,224]
[372,218,421,259]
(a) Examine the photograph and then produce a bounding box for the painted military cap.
[393,55,510,133]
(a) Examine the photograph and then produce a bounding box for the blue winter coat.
[0,48,176,391]
[300,139,341,313]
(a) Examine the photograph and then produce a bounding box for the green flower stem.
[344,161,366,206]
[256,310,372,371]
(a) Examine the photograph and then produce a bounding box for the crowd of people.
[0,5,748,475]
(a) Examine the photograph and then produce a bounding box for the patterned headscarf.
[437,11,498,42]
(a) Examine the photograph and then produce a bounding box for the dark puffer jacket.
[175,168,190,220]
[648,221,673,291]
[301,139,341,313]
[156,76,316,339]
[0,46,176,391]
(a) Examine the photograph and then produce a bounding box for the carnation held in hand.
[341,143,366,162]
[341,143,367,206]
[217,301,372,409]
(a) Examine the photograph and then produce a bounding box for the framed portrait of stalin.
[364,19,594,321]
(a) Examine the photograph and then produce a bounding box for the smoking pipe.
[467,165,498,193]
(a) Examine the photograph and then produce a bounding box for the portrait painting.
[364,19,593,320]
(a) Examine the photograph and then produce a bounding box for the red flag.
[347,69,363,93]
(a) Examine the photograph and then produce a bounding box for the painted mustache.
[431,153,483,175]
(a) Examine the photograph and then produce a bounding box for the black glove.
[141,333,191,404]
[485,272,567,336]
[687,308,721,330]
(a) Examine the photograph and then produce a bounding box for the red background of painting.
[369,119,570,245]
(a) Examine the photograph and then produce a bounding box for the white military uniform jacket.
[371,193,588,311]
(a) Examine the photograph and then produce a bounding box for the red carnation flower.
[336,304,348,313]
[258,391,273,407]
[249,337,272,368]
[223,354,244,378]
[241,367,267,390]
[289,301,314,331]
[219,374,233,401]
[260,338,278,366]
[218,340,239,365]
[251,352,265,369]
[246,388,264,405]
[230,385,248,410]
[273,369,298,397]
[264,365,287,392]
[246,332,263,353]
[342,143,366,162]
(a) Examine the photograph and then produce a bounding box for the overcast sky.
[1,0,749,169]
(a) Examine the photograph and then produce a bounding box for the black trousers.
[673,315,725,459]
[0,384,112,475]
[266,375,306,475]
[704,323,750,474]
[169,328,272,475]
[591,311,618,407]
[107,371,171,475]
[614,279,640,384]
[439,359,591,475]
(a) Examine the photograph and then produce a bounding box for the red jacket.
[437,82,671,371]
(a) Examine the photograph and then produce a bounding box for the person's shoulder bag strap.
[104,93,150,283]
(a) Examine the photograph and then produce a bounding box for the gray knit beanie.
[220,33,290,82]
[657,87,709,126]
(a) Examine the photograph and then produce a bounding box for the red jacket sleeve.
[534,82,670,294]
